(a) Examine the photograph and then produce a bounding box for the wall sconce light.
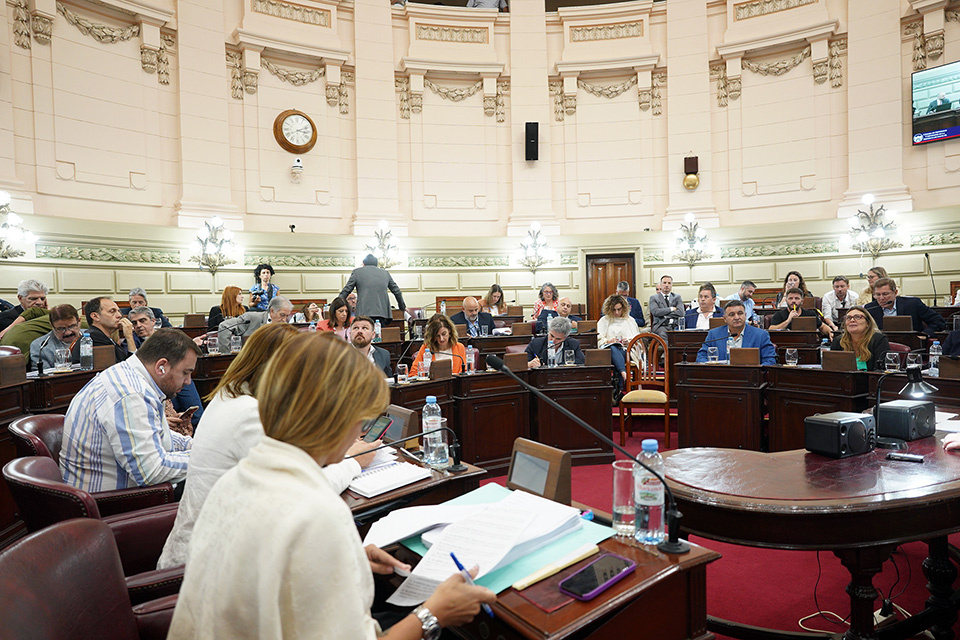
[291,158,304,184]
[515,221,554,276]
[845,193,902,260]
[673,212,717,266]
[0,191,37,259]
[190,216,242,274]
[683,156,700,190]
[363,220,404,269]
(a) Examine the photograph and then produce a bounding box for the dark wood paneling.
[676,363,765,451]
[586,254,635,323]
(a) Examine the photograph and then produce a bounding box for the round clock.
[273,109,317,154]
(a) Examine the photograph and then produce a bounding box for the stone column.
[663,0,716,229]
[0,2,25,197]
[840,0,913,216]
[174,0,239,228]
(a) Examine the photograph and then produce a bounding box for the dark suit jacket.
[830,332,890,371]
[0,304,24,331]
[864,296,945,337]
[121,306,172,328]
[684,306,723,329]
[534,309,581,335]
[371,345,393,377]
[943,329,960,357]
[626,297,646,327]
[524,336,585,365]
[450,311,496,337]
[340,265,405,319]
[71,325,129,364]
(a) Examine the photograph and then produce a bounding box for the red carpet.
[483,413,960,636]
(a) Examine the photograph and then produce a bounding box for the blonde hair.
[257,333,389,460]
[839,306,880,363]
[220,285,246,319]
[860,266,890,301]
[602,294,629,318]
[206,323,299,402]
[424,313,458,352]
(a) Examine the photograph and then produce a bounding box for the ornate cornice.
[252,0,330,27]
[35,243,179,263]
[416,25,487,44]
[244,255,354,267]
[407,256,509,268]
[645,250,665,262]
[910,232,960,247]
[721,241,838,258]
[734,0,816,21]
[560,254,577,266]
[570,21,643,42]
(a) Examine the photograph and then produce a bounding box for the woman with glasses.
[829,306,890,371]
[860,266,889,304]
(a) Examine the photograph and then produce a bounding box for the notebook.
[347,462,432,498]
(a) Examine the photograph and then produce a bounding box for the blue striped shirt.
[61,355,191,492]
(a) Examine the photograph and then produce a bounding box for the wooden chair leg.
[663,403,671,449]
[619,405,626,447]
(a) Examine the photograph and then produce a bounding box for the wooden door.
[586,255,635,321]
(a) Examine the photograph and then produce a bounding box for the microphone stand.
[345,426,467,473]
[925,252,938,307]
[680,335,729,363]
[486,355,690,554]
[35,333,52,377]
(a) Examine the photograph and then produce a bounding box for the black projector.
[804,411,876,458]
[876,400,935,441]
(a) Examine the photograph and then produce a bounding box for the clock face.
[282,114,312,146]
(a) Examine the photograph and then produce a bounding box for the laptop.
[882,315,913,332]
[822,350,858,372]
[791,316,817,332]
[729,348,760,365]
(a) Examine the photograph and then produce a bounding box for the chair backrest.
[887,341,911,367]
[506,438,571,505]
[8,414,65,462]
[625,333,668,393]
[0,519,140,640]
[0,345,22,356]
[2,456,101,531]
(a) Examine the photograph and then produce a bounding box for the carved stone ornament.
[563,93,577,114]
[31,12,52,44]
[483,94,496,116]
[158,35,174,85]
[326,83,339,107]
[710,64,728,108]
[727,76,741,100]
[424,78,483,102]
[560,254,577,266]
[252,0,330,27]
[141,46,159,73]
[829,39,845,88]
[57,2,140,43]
[396,77,411,119]
[638,88,652,111]
[408,256,509,268]
[645,250,665,262]
[812,60,828,84]
[12,0,30,49]
[244,254,354,267]
[226,51,244,100]
[734,0,815,21]
[550,81,564,122]
[578,75,638,99]
[243,70,258,94]
[925,32,944,61]
[652,71,665,116]
[35,244,180,264]
[910,232,960,247]
[742,46,810,76]
[948,10,960,24]
[262,59,324,86]
[496,80,508,123]
[410,93,423,114]
[570,21,642,42]
[339,72,353,115]
[416,25,487,44]
[721,241,838,259]
[904,21,926,71]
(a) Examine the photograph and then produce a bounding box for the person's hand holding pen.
[419,559,496,628]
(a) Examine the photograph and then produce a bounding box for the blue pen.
[449,552,494,618]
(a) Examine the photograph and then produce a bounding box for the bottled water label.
[635,475,664,506]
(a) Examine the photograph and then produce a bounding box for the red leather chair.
[888,341,911,367]
[0,345,21,356]
[0,519,177,640]
[8,413,64,462]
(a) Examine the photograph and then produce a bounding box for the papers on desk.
[385,490,583,607]
[362,504,479,549]
[347,461,431,498]
[492,327,511,336]
[936,411,960,432]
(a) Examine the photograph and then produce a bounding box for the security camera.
[293,158,303,169]
[290,158,304,183]
[289,225,296,233]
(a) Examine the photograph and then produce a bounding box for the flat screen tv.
[912,60,960,145]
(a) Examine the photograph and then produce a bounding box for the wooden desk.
[28,370,97,413]
[665,330,707,400]
[0,376,30,548]
[191,353,237,400]
[675,363,766,451]
[664,440,960,640]
[765,330,821,364]
[454,372,529,472]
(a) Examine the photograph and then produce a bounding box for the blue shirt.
[249,283,280,311]
[725,292,759,323]
[61,355,191,491]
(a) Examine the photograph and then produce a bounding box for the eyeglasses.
[846,315,866,322]
[53,323,80,334]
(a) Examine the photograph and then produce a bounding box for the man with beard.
[350,315,393,377]
[29,304,82,371]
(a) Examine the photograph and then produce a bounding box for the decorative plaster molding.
[550,81,564,121]
[408,256,509,268]
[416,24,487,44]
[734,0,816,21]
[262,59,324,86]
[812,60,827,84]
[652,71,665,116]
[638,88,651,110]
[727,76,741,100]
[326,83,339,106]
[560,254,577,266]
[483,95,495,116]
[339,72,352,115]
[720,241,838,258]
[645,250,664,262]
[742,46,810,76]
[496,80,508,123]
[243,70,258,93]
[396,77,411,119]
[10,0,30,49]
[910,232,960,247]
[829,38,845,87]
[424,78,482,102]
[57,2,139,43]
[904,20,926,71]
[925,32,944,60]
[252,0,329,27]
[244,255,354,267]
[947,9,960,23]
[411,93,423,114]
[31,13,52,44]
[570,21,642,42]
[141,46,158,72]
[226,51,243,99]
[36,244,179,263]
[157,34,174,85]
[710,64,728,107]
[578,75,638,99]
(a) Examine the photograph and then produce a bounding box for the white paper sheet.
[362,504,482,549]
[936,411,960,432]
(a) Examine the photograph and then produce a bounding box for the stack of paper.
[348,461,431,498]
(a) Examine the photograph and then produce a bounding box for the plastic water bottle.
[422,396,447,466]
[422,348,432,377]
[465,344,477,374]
[374,319,382,343]
[634,439,665,544]
[440,301,446,316]
[547,342,557,367]
[79,332,94,371]
[929,340,942,377]
[726,336,735,360]
[307,322,317,332]
[820,338,831,365]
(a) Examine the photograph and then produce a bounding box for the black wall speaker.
[876,400,935,441]
[525,122,538,161]
[804,411,876,458]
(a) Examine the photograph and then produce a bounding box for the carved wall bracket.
[925,31,944,60]
[226,51,244,100]
[496,80,508,123]
[11,0,30,49]
[638,88,652,110]
[550,81,565,121]
[829,38,845,88]
[31,12,52,44]
[710,64,728,107]
[141,46,158,72]
[652,71,665,116]
[339,72,352,115]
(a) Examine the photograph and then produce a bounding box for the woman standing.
[250,263,279,311]
[410,314,466,376]
[318,297,351,339]
[775,271,812,307]
[207,286,246,332]
[597,295,640,393]
[531,282,559,321]
[481,284,507,316]
[829,306,890,371]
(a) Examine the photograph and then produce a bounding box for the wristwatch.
[413,605,441,640]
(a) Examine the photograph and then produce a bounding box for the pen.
[449,552,494,618]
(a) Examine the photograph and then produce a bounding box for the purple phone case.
[557,553,637,601]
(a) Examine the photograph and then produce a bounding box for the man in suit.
[616,281,646,328]
[525,316,585,368]
[697,300,777,364]
[944,329,960,356]
[121,287,172,328]
[769,288,833,339]
[218,297,293,353]
[865,278,945,338]
[340,254,407,328]
[450,296,495,338]
[71,297,137,364]
[536,296,581,334]
[350,316,393,377]
[929,92,951,113]
[685,284,723,329]
[649,275,684,338]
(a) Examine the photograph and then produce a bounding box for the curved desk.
[663,438,960,640]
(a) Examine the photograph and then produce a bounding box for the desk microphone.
[394,338,419,383]
[35,333,53,376]
[925,252,938,306]
[486,355,690,555]
[344,425,466,473]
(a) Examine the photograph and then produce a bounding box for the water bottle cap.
[426,395,437,404]
[641,438,659,452]
[933,340,940,345]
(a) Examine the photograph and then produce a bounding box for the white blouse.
[597,315,640,349]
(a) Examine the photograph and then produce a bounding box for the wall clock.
[273,109,317,154]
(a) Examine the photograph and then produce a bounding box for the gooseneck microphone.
[394,338,419,384]
[925,252,939,306]
[680,335,730,363]
[35,333,53,376]
[486,355,690,554]
[345,425,467,473]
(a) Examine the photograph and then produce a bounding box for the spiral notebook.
[348,462,432,498]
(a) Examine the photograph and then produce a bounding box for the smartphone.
[177,406,200,423]
[362,416,394,443]
[558,553,636,601]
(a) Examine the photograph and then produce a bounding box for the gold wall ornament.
[673,213,717,266]
[683,173,700,190]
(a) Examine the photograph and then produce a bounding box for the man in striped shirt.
[60,329,202,492]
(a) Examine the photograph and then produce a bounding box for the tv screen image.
[911,60,960,145]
